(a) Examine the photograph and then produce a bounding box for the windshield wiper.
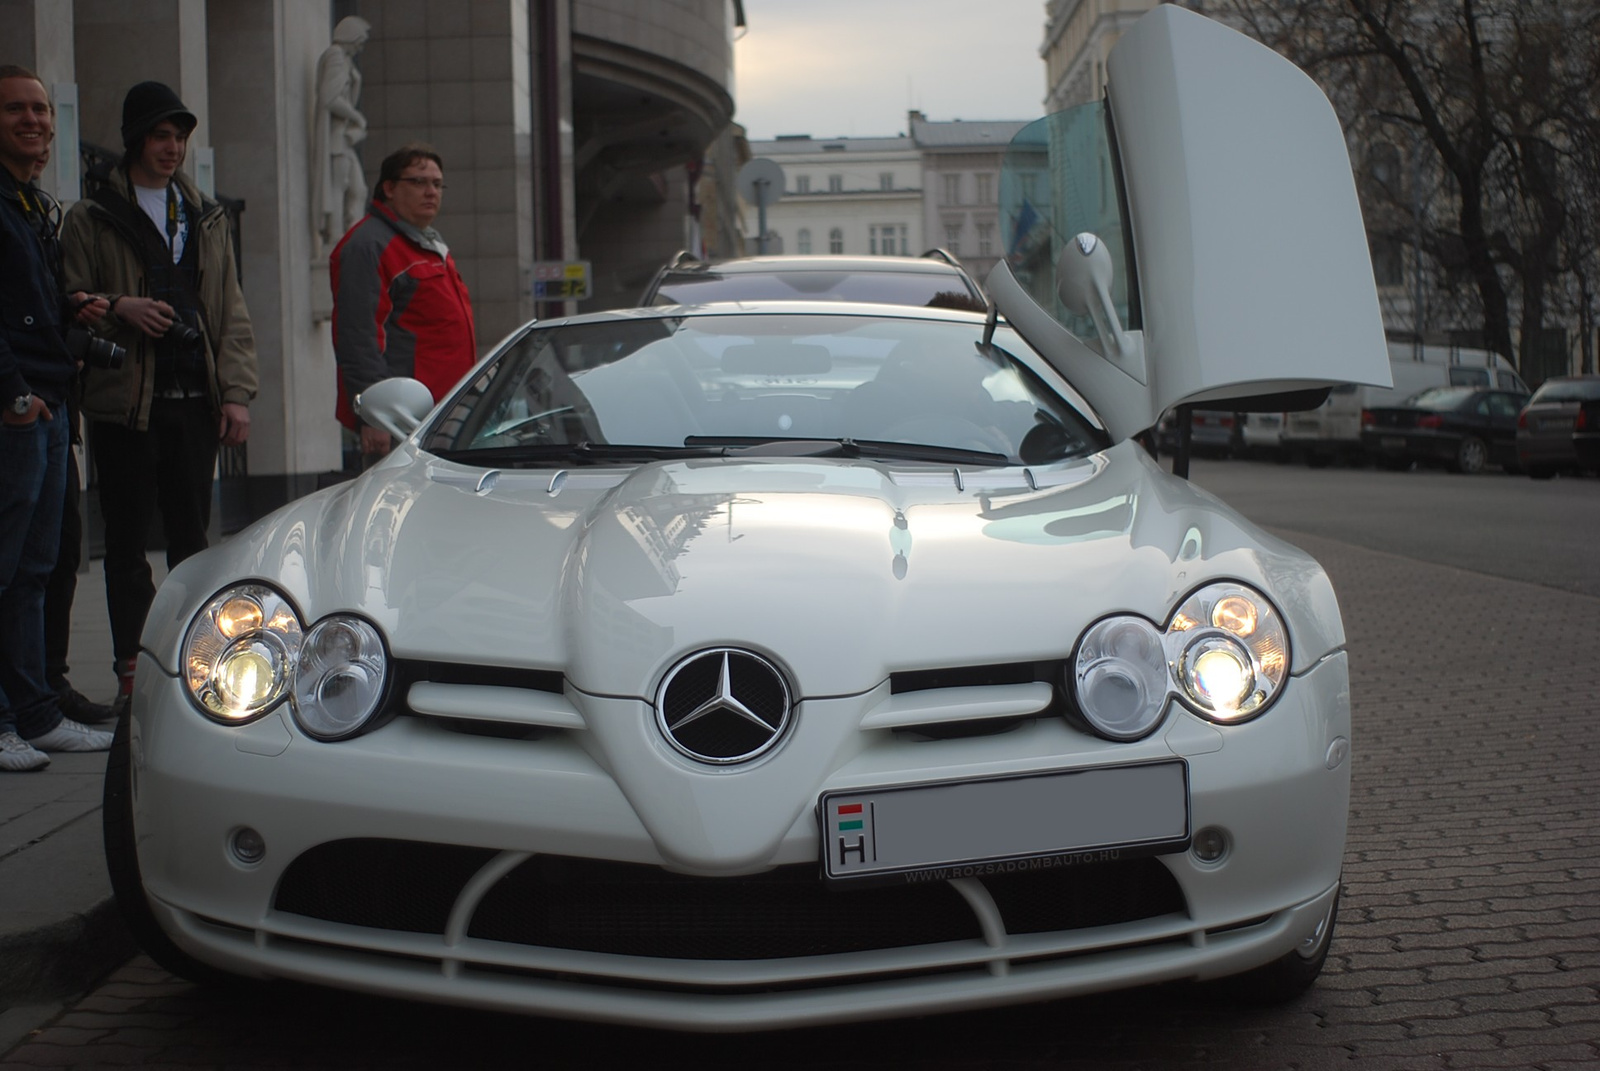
[685,436,1010,466]
[432,441,724,467]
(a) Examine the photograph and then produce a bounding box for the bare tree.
[1220,0,1600,376]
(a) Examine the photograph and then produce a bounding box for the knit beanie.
[120,81,197,149]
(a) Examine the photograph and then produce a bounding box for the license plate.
[819,761,1190,884]
[1382,437,1405,450]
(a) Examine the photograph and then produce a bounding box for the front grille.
[275,839,498,933]
[469,856,975,958]
[274,840,1185,960]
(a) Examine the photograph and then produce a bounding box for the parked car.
[1154,408,1240,457]
[106,6,1386,1030]
[1282,344,1527,467]
[639,249,986,310]
[1360,386,1524,473]
[1516,375,1600,478]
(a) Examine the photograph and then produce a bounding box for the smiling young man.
[0,66,114,770]
[59,80,259,715]
[330,143,476,462]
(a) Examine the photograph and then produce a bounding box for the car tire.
[1525,464,1556,480]
[1451,436,1488,474]
[1217,885,1340,1005]
[103,710,246,987]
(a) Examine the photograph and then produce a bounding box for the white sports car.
[105,7,1390,1031]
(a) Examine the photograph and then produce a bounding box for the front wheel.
[1451,436,1488,474]
[102,710,244,986]
[1217,885,1340,1005]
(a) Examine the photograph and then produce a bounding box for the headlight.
[183,585,302,722]
[183,584,389,738]
[292,616,389,740]
[1072,617,1169,740]
[1168,582,1288,722]
[1070,582,1290,740]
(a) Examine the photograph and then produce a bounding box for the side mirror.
[1056,233,1143,377]
[354,377,435,440]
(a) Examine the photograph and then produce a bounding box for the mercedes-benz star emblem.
[655,648,792,764]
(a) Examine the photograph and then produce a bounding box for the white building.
[744,134,923,258]
[746,113,1029,284]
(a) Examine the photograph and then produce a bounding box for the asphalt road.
[5,459,1597,1069]
[1187,457,1600,597]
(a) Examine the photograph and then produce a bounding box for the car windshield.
[1403,386,1477,410]
[1530,378,1600,403]
[648,270,984,310]
[421,311,1105,466]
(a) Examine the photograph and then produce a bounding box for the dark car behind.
[1574,396,1600,473]
[1360,386,1523,474]
[1516,375,1600,478]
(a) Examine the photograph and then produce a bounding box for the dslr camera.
[65,328,127,371]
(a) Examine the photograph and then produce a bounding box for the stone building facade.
[11,0,744,524]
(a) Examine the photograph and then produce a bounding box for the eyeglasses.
[396,177,446,192]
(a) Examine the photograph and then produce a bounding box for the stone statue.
[313,16,371,252]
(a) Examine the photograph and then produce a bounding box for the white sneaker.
[27,717,114,753]
[0,730,51,772]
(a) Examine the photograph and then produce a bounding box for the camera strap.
[89,184,205,321]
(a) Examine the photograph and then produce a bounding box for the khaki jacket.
[60,166,258,431]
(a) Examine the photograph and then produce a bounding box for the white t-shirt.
[134,183,189,263]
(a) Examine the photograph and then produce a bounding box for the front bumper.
[126,651,1351,1029]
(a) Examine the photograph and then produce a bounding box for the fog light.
[1192,826,1229,863]
[230,827,266,865]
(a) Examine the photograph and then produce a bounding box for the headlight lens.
[292,616,389,740]
[1073,617,1169,740]
[183,585,302,722]
[1069,582,1290,740]
[182,584,388,738]
[1169,582,1288,722]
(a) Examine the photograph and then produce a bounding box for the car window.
[1406,386,1476,410]
[999,100,1137,347]
[1448,368,1490,388]
[1487,393,1520,418]
[422,312,1105,464]
[1530,378,1600,403]
[648,270,983,310]
[1497,371,1527,392]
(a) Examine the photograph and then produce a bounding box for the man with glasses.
[330,143,476,463]
[0,66,113,770]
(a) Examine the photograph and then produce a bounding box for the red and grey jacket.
[330,199,476,430]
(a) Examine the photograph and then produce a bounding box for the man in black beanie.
[60,80,258,716]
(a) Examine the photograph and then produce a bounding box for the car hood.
[146,441,1343,696]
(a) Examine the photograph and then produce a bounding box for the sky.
[731,0,1052,142]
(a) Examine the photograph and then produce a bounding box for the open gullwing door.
[989,4,1391,444]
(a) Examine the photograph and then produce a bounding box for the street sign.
[533,260,591,301]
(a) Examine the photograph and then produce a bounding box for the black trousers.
[43,446,81,688]
[92,398,218,665]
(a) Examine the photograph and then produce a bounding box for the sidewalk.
[0,556,145,1029]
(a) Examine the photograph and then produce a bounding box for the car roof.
[686,254,969,275]
[522,299,992,331]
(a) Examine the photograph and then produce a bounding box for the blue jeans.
[0,403,68,740]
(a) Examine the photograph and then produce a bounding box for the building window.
[1371,235,1404,287]
[976,222,994,257]
[796,175,811,194]
[975,173,992,203]
[943,174,961,204]
[871,224,908,256]
[880,172,893,190]
[828,174,843,193]
[944,222,961,255]
[798,228,812,255]
[829,227,843,254]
